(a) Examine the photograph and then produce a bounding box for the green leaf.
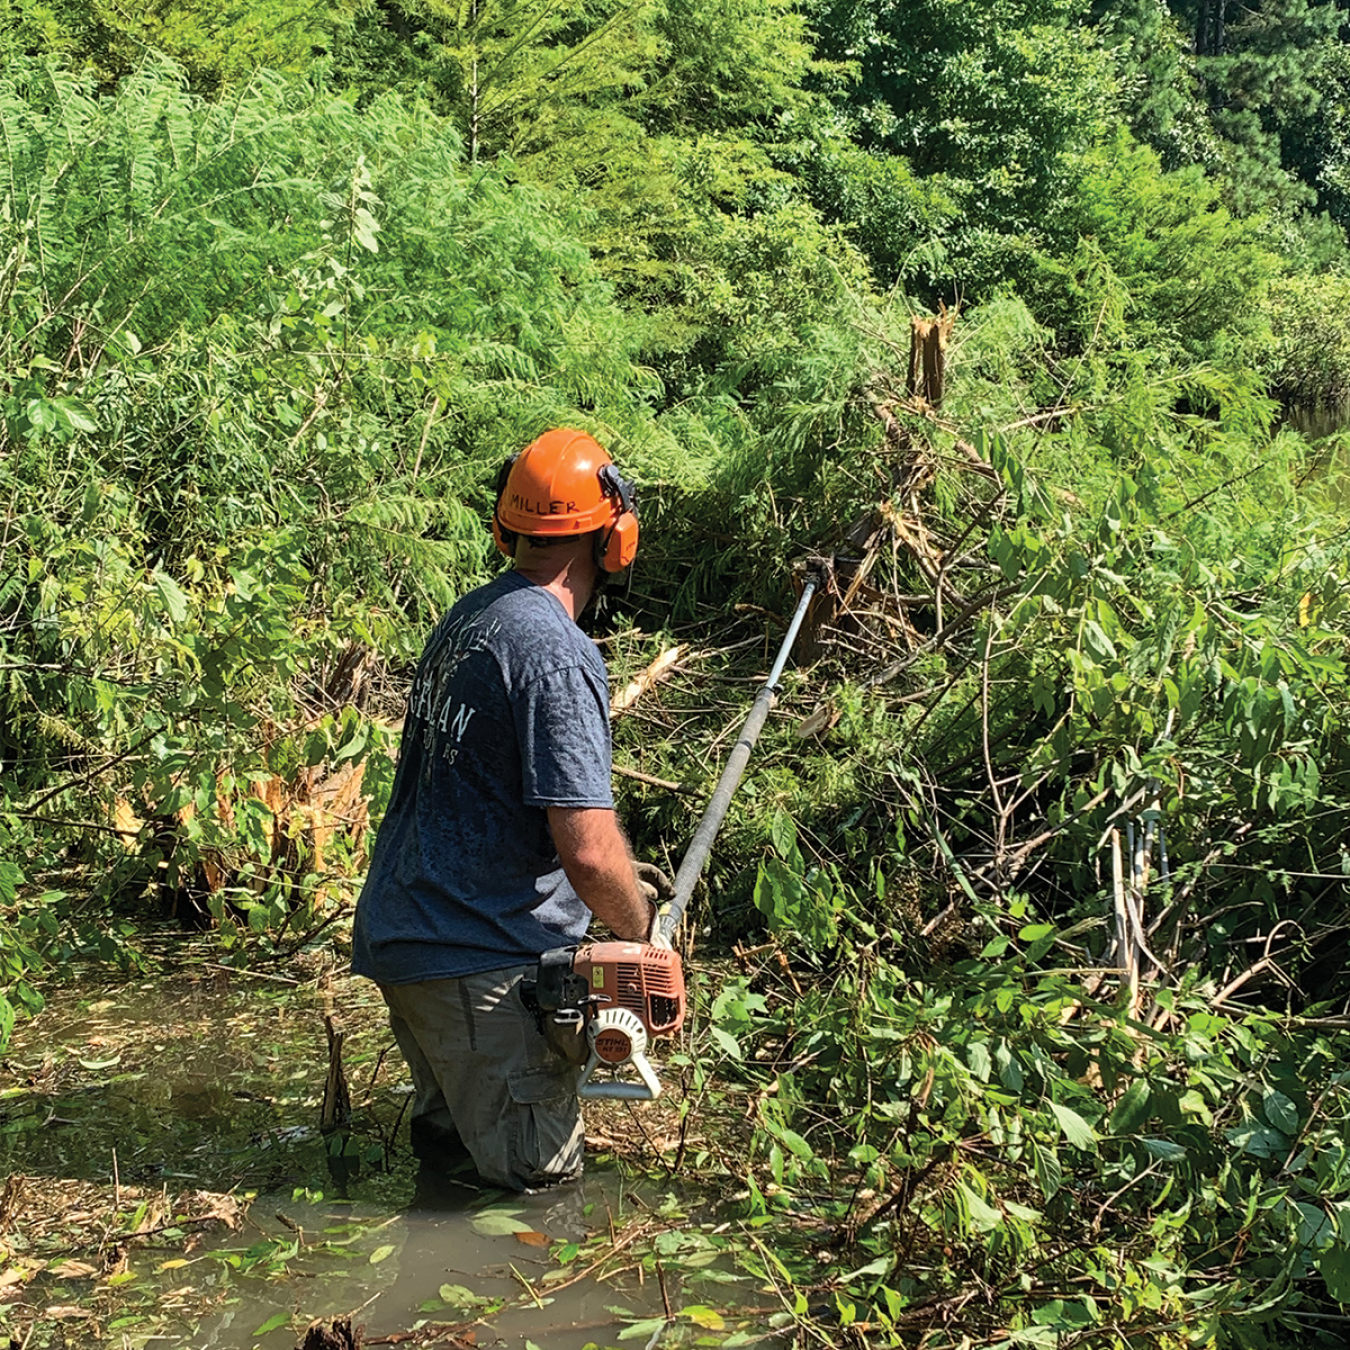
[0,862,21,906]
[471,1211,533,1237]
[253,1313,291,1335]
[1050,1102,1098,1150]
[152,570,189,624]
[369,1244,396,1264]
[1319,1245,1350,1304]
[777,1127,813,1160]
[1083,621,1117,663]
[709,1026,742,1059]
[967,1040,992,1081]
[770,809,798,862]
[956,1182,1002,1233]
[1141,1137,1188,1162]
[439,1283,489,1308]
[1262,1089,1299,1135]
[1109,1080,1151,1135]
[1225,1121,1286,1158]
[1031,1138,1062,1200]
[618,1317,669,1341]
[54,397,98,433]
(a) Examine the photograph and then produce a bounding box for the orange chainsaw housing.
[571,941,685,1038]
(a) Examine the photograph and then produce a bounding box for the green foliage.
[1091,0,1213,168]
[0,0,354,92]
[1182,0,1341,214]
[1265,270,1350,405]
[713,877,1350,1343]
[778,125,958,291]
[813,0,1118,296]
[0,56,678,969]
[1021,134,1287,361]
[6,10,1350,1340]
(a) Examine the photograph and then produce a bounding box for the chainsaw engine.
[523,941,685,1100]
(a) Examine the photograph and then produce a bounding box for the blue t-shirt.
[351,571,613,984]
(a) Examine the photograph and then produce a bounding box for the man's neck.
[513,549,597,621]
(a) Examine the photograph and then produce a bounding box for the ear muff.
[491,455,519,558]
[595,463,640,572]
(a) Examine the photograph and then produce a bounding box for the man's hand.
[634,861,675,949]
[633,860,674,904]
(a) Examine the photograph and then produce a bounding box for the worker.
[350,428,666,1192]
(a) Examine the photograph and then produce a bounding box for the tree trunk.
[907,310,955,409]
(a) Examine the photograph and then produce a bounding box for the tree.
[812,0,1116,233]
[1167,0,1342,213]
[1089,0,1213,168]
[0,0,353,92]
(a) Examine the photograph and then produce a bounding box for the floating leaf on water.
[471,1211,533,1236]
[439,1283,484,1308]
[514,1230,550,1247]
[49,1261,98,1279]
[368,1244,396,1265]
[617,1316,668,1341]
[253,1313,291,1335]
[687,1306,726,1329]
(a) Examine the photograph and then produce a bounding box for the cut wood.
[611,645,683,716]
[301,1316,363,1350]
[321,1014,351,1130]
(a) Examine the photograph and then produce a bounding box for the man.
[351,428,663,1191]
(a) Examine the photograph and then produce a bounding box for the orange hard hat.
[492,429,639,571]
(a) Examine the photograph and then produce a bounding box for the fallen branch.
[613,764,685,792]
[612,645,684,716]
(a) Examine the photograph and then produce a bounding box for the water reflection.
[1285,400,1350,442]
[0,966,669,1349]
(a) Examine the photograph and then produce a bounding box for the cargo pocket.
[507,1062,584,1190]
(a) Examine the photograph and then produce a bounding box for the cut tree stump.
[300,1315,363,1350]
[907,307,955,409]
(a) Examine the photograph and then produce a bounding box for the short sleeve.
[513,663,614,809]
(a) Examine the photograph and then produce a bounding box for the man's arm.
[548,806,653,942]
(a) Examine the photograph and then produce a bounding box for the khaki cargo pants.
[380,964,583,1191]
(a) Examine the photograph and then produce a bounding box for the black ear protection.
[594,464,640,573]
[490,455,519,558]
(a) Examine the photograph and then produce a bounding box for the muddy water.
[0,954,688,1349]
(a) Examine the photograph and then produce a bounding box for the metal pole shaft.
[660,574,819,940]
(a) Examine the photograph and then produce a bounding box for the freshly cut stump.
[300,1316,363,1350]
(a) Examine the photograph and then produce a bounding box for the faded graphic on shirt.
[407,608,501,778]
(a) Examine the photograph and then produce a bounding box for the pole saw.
[523,565,824,1101]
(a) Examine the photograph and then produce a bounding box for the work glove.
[633,861,675,949]
[633,860,675,905]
